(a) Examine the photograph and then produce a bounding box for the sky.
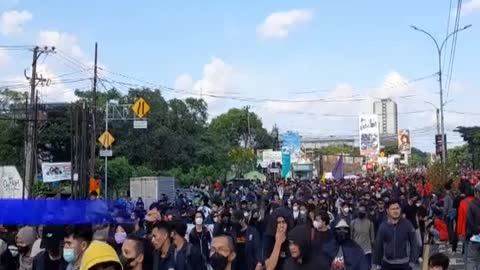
[1,0,479,153]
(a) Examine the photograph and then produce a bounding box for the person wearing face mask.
[32,225,67,270]
[0,234,18,270]
[329,220,368,270]
[351,206,375,270]
[171,221,204,270]
[373,199,388,235]
[189,211,212,268]
[333,202,352,228]
[63,225,93,270]
[209,235,236,270]
[311,210,334,253]
[231,210,262,270]
[16,226,37,270]
[113,224,133,253]
[120,235,152,270]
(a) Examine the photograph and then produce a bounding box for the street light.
[411,24,472,172]
[424,101,440,136]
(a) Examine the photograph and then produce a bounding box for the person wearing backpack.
[171,221,204,270]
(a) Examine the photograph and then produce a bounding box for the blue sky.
[1,0,479,153]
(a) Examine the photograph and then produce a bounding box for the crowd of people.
[0,171,480,270]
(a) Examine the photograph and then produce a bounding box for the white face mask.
[293,206,299,212]
[300,210,307,215]
[195,218,204,225]
[313,220,322,229]
[343,207,350,214]
[8,245,18,257]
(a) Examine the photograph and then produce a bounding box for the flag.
[332,155,344,180]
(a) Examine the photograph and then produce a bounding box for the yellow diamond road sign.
[98,131,115,149]
[132,97,150,119]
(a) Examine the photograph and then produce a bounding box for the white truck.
[129,176,176,208]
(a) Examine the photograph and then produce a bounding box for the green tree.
[104,156,134,198]
[456,126,480,169]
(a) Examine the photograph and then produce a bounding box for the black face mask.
[210,252,229,270]
[335,230,350,243]
[120,255,136,270]
[358,212,366,219]
[17,246,30,255]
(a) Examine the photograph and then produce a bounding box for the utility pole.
[411,24,472,180]
[89,42,98,179]
[24,46,54,198]
[246,105,251,149]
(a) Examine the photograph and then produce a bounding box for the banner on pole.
[41,162,72,183]
[359,114,380,156]
[398,129,411,154]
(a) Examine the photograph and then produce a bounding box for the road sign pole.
[105,101,109,199]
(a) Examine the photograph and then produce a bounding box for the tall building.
[373,98,398,136]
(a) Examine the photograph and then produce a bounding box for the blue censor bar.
[0,200,121,225]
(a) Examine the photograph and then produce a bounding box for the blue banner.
[281,148,291,178]
[0,199,132,225]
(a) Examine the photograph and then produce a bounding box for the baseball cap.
[40,225,64,249]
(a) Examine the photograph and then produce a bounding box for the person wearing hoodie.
[16,226,37,270]
[79,240,122,270]
[283,225,330,270]
[311,210,334,253]
[373,200,419,270]
[263,207,294,270]
[189,211,212,266]
[171,221,204,270]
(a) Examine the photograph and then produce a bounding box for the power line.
[445,0,463,101]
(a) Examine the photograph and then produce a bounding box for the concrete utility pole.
[89,42,98,179]
[424,101,440,135]
[411,24,472,176]
[24,46,54,198]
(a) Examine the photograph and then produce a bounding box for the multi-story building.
[373,98,398,135]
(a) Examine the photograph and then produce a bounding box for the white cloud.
[0,50,9,67]
[174,73,194,91]
[193,57,235,97]
[257,9,313,39]
[461,0,480,16]
[37,31,85,60]
[35,64,78,102]
[0,10,32,35]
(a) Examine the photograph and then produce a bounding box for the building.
[301,135,356,150]
[373,98,398,135]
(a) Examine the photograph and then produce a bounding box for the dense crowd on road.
[1,170,480,270]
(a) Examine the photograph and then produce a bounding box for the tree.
[227,147,256,177]
[409,147,429,167]
[455,126,480,169]
[103,156,133,198]
[210,107,273,149]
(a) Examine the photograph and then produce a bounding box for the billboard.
[41,162,72,183]
[359,114,380,156]
[262,150,282,164]
[398,129,411,154]
[281,131,301,162]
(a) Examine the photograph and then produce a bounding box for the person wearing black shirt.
[231,210,262,270]
[403,195,419,229]
[311,210,334,253]
[264,207,294,270]
[32,226,67,270]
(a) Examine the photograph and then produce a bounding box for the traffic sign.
[132,97,150,119]
[98,131,115,148]
[133,120,148,129]
[99,149,113,157]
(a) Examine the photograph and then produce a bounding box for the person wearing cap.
[79,240,122,270]
[32,225,67,270]
[323,219,368,270]
[465,183,480,270]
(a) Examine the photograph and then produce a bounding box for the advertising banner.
[41,162,72,183]
[281,146,291,178]
[398,129,411,154]
[281,131,301,162]
[262,150,282,164]
[359,114,380,156]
